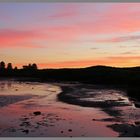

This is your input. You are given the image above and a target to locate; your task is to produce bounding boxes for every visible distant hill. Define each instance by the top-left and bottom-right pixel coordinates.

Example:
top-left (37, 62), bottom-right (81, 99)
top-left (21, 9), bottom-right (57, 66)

top-left (0, 65), bottom-right (140, 86)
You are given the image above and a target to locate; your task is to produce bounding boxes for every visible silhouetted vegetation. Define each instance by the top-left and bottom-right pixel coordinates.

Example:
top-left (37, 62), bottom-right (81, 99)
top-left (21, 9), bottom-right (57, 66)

top-left (0, 61), bottom-right (140, 102)
top-left (0, 61), bottom-right (5, 70)
top-left (7, 63), bottom-right (13, 70)
top-left (23, 63), bottom-right (37, 71)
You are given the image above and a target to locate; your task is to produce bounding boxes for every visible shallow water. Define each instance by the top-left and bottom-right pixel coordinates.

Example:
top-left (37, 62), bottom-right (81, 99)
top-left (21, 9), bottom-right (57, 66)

top-left (0, 79), bottom-right (139, 137)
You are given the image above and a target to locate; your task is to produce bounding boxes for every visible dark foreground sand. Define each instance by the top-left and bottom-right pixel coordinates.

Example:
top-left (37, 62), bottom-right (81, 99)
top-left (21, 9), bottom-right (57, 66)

top-left (57, 83), bottom-right (140, 137)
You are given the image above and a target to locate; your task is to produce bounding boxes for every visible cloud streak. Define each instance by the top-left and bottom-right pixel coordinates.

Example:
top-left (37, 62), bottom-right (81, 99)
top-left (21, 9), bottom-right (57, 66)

top-left (0, 29), bottom-right (47, 47)
top-left (96, 35), bottom-right (140, 43)
top-left (34, 3), bottom-right (140, 44)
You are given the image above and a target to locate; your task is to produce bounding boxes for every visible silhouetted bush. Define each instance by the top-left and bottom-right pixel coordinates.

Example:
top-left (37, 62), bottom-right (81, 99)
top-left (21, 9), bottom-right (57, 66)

top-left (0, 61), bottom-right (5, 70)
top-left (7, 63), bottom-right (13, 70)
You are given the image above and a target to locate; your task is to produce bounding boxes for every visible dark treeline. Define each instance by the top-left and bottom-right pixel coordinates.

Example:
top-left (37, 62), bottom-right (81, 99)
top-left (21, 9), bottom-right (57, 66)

top-left (0, 61), bottom-right (140, 102)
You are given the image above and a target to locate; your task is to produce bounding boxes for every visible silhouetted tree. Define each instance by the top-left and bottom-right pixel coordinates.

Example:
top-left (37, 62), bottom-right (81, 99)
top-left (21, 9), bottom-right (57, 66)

top-left (32, 63), bottom-right (38, 70)
top-left (0, 61), bottom-right (5, 70)
top-left (23, 63), bottom-right (38, 71)
top-left (28, 64), bottom-right (32, 67)
top-left (14, 66), bottom-right (18, 70)
top-left (23, 64), bottom-right (31, 70)
top-left (7, 63), bottom-right (13, 70)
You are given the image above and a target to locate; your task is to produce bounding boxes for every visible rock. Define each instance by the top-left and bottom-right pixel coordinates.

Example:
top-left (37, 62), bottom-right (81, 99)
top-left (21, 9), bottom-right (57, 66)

top-left (20, 117), bottom-right (29, 121)
top-left (33, 111), bottom-right (41, 116)
top-left (20, 121), bottom-right (31, 127)
top-left (135, 121), bottom-right (140, 125)
top-left (22, 129), bottom-right (29, 134)
top-left (68, 129), bottom-right (72, 132)
top-left (92, 119), bottom-right (96, 121)
top-left (134, 102), bottom-right (140, 108)
top-left (35, 125), bottom-right (39, 129)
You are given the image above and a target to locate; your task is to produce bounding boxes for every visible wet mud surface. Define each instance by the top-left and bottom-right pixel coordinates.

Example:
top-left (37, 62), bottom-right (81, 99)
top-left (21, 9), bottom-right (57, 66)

top-left (0, 80), bottom-right (140, 137)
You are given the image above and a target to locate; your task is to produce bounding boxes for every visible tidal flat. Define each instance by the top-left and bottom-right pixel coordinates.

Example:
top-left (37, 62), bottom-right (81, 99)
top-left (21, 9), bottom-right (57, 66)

top-left (0, 79), bottom-right (140, 137)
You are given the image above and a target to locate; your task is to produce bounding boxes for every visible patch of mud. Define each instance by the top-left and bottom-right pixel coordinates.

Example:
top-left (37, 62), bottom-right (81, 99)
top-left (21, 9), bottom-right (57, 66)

top-left (0, 95), bottom-right (33, 107)
top-left (107, 123), bottom-right (140, 137)
top-left (57, 84), bottom-right (140, 137)
top-left (1, 111), bottom-right (66, 136)
top-left (58, 85), bottom-right (131, 109)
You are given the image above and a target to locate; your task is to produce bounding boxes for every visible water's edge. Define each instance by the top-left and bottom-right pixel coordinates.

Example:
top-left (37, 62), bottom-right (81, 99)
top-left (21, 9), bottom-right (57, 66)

top-left (0, 79), bottom-right (140, 137)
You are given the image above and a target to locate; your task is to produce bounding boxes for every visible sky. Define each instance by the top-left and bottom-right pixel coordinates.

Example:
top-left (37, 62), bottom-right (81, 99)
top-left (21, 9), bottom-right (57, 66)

top-left (0, 3), bottom-right (140, 69)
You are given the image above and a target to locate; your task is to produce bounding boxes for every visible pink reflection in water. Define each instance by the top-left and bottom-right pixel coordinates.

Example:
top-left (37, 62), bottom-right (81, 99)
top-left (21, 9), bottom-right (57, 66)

top-left (0, 80), bottom-right (119, 137)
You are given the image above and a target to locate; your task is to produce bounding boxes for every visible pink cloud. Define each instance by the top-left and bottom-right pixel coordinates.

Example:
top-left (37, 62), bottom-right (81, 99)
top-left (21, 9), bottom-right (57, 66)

top-left (1, 3), bottom-right (140, 48)
top-left (0, 29), bottom-right (47, 47)
top-left (48, 3), bottom-right (140, 35)
top-left (45, 25), bottom-right (80, 42)
top-left (39, 3), bottom-right (140, 43)
top-left (48, 4), bottom-right (79, 19)
top-left (89, 3), bottom-right (140, 35)
top-left (0, 27), bottom-right (79, 48)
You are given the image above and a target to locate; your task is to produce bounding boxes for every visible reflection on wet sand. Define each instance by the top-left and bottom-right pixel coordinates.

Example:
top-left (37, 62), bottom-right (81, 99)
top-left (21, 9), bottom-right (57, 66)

top-left (0, 79), bottom-right (139, 137)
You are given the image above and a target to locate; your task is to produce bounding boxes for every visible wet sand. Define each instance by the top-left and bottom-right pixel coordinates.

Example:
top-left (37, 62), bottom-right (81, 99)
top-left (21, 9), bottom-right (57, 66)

top-left (57, 83), bottom-right (140, 137)
top-left (0, 79), bottom-right (140, 137)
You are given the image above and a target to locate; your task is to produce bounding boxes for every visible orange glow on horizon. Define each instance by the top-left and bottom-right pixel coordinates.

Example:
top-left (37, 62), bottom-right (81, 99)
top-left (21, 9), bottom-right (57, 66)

top-left (1, 3), bottom-right (140, 68)
top-left (14, 55), bottom-right (140, 69)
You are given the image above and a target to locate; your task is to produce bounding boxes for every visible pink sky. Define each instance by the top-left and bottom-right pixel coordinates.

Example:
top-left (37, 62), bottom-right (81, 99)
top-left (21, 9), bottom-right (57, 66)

top-left (0, 3), bottom-right (140, 69)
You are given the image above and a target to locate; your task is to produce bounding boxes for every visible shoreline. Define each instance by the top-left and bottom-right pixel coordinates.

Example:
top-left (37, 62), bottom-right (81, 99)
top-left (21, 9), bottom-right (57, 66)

top-left (57, 84), bottom-right (131, 108)
top-left (0, 80), bottom-right (118, 137)
top-left (57, 84), bottom-right (140, 137)
top-left (0, 79), bottom-right (140, 137)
